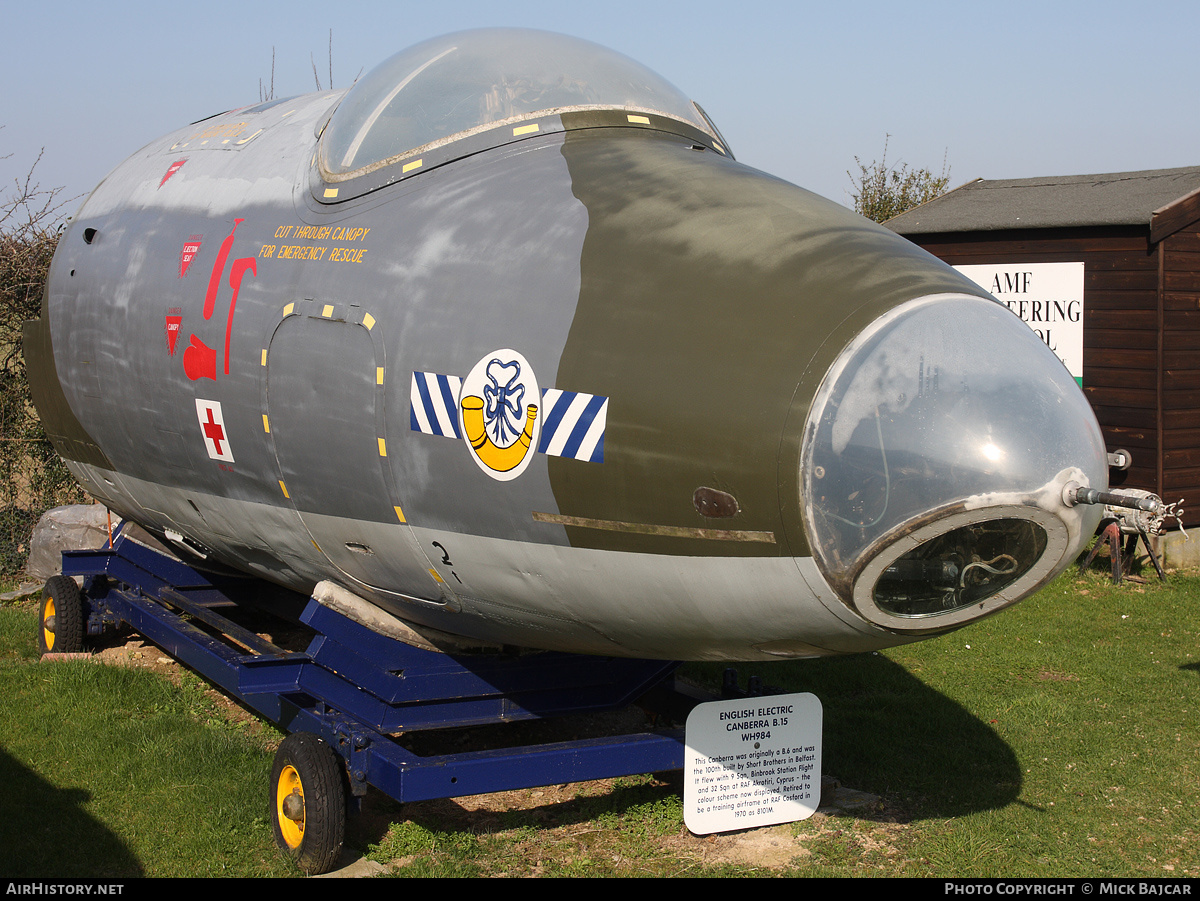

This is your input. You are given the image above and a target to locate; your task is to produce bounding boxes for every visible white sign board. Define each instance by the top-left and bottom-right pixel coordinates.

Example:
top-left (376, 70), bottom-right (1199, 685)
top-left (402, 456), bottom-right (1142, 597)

top-left (954, 262), bottom-right (1085, 385)
top-left (684, 692), bottom-right (822, 835)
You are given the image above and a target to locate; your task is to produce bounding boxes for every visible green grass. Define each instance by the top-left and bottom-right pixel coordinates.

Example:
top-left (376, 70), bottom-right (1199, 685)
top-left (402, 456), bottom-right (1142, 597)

top-left (1, 565), bottom-right (1197, 877)
top-left (685, 567), bottom-right (1199, 877)
top-left (0, 603), bottom-right (296, 877)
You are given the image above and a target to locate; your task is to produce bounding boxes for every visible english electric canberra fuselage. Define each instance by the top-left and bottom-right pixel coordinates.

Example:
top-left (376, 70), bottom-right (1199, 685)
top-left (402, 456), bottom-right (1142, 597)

top-left (24, 30), bottom-right (1108, 661)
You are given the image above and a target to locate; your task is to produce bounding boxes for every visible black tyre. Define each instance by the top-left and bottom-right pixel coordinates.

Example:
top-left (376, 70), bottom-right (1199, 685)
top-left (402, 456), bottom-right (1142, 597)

top-left (270, 732), bottom-right (346, 875)
top-left (38, 575), bottom-right (87, 655)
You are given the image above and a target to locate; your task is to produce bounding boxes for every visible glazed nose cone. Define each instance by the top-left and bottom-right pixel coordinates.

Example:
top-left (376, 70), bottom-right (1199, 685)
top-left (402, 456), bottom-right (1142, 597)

top-left (800, 293), bottom-right (1107, 632)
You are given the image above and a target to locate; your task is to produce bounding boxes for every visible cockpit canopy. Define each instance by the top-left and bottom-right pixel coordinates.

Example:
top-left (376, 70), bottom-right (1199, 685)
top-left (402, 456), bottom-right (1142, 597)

top-left (318, 28), bottom-right (721, 180)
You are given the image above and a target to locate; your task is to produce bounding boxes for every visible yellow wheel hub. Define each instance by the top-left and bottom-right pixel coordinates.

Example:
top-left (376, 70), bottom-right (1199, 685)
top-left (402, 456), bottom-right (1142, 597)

top-left (276, 764), bottom-right (306, 849)
top-left (42, 598), bottom-right (56, 652)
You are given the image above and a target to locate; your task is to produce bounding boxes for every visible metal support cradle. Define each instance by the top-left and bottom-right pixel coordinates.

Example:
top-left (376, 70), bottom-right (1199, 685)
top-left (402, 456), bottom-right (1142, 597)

top-left (53, 527), bottom-right (700, 870)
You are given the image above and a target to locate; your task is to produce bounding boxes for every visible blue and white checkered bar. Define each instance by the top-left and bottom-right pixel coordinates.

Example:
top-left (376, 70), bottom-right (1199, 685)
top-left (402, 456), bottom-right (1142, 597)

top-left (409, 371), bottom-right (463, 439)
top-left (538, 389), bottom-right (607, 463)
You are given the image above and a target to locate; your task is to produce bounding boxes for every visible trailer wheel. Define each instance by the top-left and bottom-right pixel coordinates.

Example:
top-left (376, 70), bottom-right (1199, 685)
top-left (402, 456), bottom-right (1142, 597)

top-left (38, 575), bottom-right (87, 655)
top-left (270, 733), bottom-right (346, 874)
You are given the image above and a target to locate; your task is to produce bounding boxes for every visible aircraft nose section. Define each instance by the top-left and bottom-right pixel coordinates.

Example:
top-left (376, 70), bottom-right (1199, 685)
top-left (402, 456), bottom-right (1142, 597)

top-left (800, 293), bottom-right (1108, 632)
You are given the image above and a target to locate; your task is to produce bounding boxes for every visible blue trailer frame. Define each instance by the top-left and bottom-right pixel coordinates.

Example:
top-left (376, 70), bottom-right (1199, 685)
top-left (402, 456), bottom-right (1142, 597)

top-left (49, 528), bottom-right (700, 872)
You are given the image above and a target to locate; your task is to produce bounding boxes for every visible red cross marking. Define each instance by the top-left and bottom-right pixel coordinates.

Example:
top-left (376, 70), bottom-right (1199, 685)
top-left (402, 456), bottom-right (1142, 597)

top-left (202, 407), bottom-right (225, 455)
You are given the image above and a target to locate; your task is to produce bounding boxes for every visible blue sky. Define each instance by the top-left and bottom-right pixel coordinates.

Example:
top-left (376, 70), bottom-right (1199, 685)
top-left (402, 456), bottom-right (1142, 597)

top-left (3, 0), bottom-right (1196, 214)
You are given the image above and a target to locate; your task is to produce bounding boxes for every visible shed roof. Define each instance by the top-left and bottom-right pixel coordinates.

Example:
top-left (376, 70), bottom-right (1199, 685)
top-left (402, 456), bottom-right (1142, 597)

top-left (885, 166), bottom-right (1200, 236)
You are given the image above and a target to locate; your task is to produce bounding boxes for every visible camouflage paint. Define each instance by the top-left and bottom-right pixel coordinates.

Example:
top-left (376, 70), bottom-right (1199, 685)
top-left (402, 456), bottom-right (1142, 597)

top-left (553, 124), bottom-right (992, 558)
top-left (19, 37), bottom-right (1101, 659)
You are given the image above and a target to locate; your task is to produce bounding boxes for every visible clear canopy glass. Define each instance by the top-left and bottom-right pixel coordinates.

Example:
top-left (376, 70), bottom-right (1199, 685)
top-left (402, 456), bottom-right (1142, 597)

top-left (801, 294), bottom-right (1107, 623)
top-left (320, 28), bottom-right (715, 178)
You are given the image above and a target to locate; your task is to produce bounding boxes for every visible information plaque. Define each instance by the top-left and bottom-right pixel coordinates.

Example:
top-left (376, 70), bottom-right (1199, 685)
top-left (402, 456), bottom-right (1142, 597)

top-left (683, 692), bottom-right (822, 835)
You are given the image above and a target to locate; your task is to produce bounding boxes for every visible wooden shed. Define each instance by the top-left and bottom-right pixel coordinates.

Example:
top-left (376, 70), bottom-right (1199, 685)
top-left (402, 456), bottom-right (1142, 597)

top-left (886, 166), bottom-right (1200, 527)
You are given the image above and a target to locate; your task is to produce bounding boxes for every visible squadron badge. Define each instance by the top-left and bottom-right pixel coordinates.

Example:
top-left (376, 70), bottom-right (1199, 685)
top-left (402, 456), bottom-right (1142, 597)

top-left (410, 348), bottom-right (608, 482)
top-left (459, 349), bottom-right (541, 481)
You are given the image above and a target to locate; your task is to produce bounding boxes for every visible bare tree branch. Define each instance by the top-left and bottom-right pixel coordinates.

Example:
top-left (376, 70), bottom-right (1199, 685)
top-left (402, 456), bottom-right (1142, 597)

top-left (259, 47), bottom-right (276, 102)
top-left (1, 138), bottom-right (75, 233)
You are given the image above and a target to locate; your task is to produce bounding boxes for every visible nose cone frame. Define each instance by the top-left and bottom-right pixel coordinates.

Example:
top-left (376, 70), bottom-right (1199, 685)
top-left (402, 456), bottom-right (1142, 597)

top-left (801, 294), bottom-right (1107, 632)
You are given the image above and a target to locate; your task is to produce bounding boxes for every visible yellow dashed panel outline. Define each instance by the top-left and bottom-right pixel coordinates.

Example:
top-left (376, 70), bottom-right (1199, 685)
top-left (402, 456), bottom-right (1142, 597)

top-left (264, 305), bottom-right (399, 523)
top-left (627, 115), bottom-right (650, 125)
top-left (513, 123), bottom-right (540, 136)
top-left (324, 188), bottom-right (339, 198)
top-left (402, 159), bottom-right (423, 173)
top-left (428, 569), bottom-right (445, 584)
